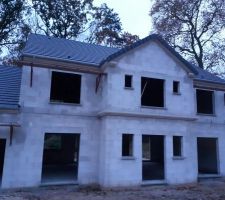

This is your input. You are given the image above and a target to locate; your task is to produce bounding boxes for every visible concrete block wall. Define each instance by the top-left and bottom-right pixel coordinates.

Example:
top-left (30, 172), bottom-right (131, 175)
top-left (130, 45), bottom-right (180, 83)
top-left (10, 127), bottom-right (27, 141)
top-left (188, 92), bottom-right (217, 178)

top-left (1, 39), bottom-right (225, 188)
top-left (0, 112), bottom-right (100, 188)
top-left (104, 41), bottom-right (196, 117)
top-left (98, 116), bottom-right (225, 186)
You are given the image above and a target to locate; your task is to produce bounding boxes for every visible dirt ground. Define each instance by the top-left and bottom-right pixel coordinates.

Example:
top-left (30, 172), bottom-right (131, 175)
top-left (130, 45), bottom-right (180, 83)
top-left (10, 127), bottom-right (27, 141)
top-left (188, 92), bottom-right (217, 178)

top-left (1, 179), bottom-right (225, 200)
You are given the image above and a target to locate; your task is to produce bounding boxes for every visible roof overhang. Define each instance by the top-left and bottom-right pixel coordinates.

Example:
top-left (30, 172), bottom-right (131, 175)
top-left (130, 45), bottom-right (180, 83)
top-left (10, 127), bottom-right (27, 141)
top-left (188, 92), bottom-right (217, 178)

top-left (19, 54), bottom-right (106, 75)
top-left (193, 79), bottom-right (225, 91)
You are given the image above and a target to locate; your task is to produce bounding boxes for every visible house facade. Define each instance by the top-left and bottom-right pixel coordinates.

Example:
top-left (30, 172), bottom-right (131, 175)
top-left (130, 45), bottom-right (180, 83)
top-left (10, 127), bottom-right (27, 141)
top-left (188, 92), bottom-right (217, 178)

top-left (0, 34), bottom-right (225, 188)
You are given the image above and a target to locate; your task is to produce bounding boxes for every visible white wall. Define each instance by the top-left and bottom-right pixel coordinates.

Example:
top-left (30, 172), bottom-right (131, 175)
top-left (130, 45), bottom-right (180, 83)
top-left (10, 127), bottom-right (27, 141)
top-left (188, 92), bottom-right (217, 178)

top-left (1, 40), bottom-right (225, 188)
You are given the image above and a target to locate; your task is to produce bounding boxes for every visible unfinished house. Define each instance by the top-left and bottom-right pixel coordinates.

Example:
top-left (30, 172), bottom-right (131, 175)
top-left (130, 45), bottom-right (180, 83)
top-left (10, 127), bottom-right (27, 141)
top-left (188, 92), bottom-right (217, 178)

top-left (0, 34), bottom-right (225, 188)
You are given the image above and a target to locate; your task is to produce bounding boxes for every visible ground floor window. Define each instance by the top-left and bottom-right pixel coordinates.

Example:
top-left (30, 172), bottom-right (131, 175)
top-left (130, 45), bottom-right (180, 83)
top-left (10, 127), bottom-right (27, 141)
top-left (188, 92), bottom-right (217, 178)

top-left (197, 137), bottom-right (218, 174)
top-left (41, 133), bottom-right (80, 183)
top-left (142, 135), bottom-right (164, 180)
top-left (122, 134), bottom-right (133, 157)
top-left (173, 136), bottom-right (183, 157)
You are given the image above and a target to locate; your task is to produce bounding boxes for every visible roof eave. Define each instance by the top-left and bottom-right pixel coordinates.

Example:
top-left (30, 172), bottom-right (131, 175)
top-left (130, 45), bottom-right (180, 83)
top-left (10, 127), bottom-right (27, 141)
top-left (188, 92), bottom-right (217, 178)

top-left (193, 79), bottom-right (225, 91)
top-left (20, 54), bottom-right (106, 75)
top-left (22, 53), bottom-right (100, 68)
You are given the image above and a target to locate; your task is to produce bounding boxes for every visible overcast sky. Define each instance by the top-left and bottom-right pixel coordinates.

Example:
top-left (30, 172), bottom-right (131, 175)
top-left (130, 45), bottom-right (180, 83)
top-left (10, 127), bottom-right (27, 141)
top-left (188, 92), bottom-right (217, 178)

top-left (94, 0), bottom-right (153, 38)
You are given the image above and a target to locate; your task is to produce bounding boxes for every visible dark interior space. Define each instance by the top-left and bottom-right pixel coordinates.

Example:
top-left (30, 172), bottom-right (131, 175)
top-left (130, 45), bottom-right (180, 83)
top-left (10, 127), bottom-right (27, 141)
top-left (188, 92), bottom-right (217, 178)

top-left (122, 134), bottom-right (133, 157)
top-left (42, 133), bottom-right (80, 183)
top-left (173, 81), bottom-right (179, 94)
top-left (50, 71), bottom-right (81, 104)
top-left (197, 137), bottom-right (218, 174)
top-left (173, 136), bottom-right (182, 157)
top-left (0, 139), bottom-right (6, 184)
top-left (125, 75), bottom-right (132, 88)
top-left (196, 89), bottom-right (214, 114)
top-left (141, 77), bottom-right (164, 107)
top-left (142, 135), bottom-right (164, 180)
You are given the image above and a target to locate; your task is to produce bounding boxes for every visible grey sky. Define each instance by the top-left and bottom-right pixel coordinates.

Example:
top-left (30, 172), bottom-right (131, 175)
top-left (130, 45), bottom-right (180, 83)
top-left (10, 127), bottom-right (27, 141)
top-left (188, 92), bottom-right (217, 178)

top-left (94, 0), bottom-right (153, 38)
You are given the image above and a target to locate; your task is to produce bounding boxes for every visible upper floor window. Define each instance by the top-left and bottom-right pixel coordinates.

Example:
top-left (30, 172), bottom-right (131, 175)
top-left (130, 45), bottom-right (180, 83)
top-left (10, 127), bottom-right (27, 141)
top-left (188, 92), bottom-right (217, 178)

top-left (124, 75), bottom-right (133, 88)
top-left (50, 71), bottom-right (81, 104)
top-left (196, 89), bottom-right (214, 114)
top-left (141, 77), bottom-right (164, 107)
top-left (173, 81), bottom-right (180, 94)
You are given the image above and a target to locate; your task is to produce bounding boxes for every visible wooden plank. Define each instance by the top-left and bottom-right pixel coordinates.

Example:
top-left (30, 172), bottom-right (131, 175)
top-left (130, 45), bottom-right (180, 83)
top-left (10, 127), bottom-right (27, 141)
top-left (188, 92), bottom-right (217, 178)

top-left (0, 123), bottom-right (20, 127)
top-left (17, 56), bottom-right (107, 75)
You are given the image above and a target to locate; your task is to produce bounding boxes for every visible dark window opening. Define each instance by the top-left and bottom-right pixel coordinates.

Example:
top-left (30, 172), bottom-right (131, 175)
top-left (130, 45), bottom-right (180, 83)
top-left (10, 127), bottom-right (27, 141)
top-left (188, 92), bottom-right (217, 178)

top-left (50, 71), bottom-right (81, 104)
top-left (42, 133), bottom-right (80, 183)
top-left (197, 137), bottom-right (218, 174)
top-left (125, 75), bottom-right (132, 88)
top-left (196, 89), bottom-right (214, 114)
top-left (173, 136), bottom-right (182, 157)
top-left (44, 135), bottom-right (62, 150)
top-left (141, 77), bottom-right (164, 107)
top-left (122, 134), bottom-right (133, 157)
top-left (224, 93), bottom-right (225, 105)
top-left (142, 135), bottom-right (164, 180)
top-left (173, 81), bottom-right (180, 94)
top-left (0, 139), bottom-right (6, 184)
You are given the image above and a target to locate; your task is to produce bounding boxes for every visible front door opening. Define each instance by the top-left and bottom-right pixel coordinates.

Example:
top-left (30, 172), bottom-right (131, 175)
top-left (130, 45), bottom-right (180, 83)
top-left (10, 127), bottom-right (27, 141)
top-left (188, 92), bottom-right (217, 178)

top-left (197, 137), bottom-right (218, 174)
top-left (0, 139), bottom-right (6, 185)
top-left (41, 133), bottom-right (80, 183)
top-left (142, 135), bottom-right (164, 180)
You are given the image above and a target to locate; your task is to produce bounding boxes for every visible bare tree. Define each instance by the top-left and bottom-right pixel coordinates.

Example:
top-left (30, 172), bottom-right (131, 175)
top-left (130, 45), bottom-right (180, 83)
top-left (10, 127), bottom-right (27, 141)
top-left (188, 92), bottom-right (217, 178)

top-left (150, 0), bottom-right (225, 73)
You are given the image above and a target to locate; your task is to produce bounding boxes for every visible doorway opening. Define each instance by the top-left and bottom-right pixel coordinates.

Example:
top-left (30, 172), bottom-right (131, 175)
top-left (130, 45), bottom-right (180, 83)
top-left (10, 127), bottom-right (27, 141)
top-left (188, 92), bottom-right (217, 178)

top-left (0, 139), bottom-right (6, 185)
top-left (197, 137), bottom-right (218, 174)
top-left (41, 133), bottom-right (80, 183)
top-left (142, 135), bottom-right (164, 180)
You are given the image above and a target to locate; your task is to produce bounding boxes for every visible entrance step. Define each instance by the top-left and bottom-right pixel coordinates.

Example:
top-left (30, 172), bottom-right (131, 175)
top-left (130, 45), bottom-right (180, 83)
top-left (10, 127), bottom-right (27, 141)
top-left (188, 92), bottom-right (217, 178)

top-left (41, 180), bottom-right (78, 187)
top-left (198, 174), bottom-right (222, 181)
top-left (141, 180), bottom-right (167, 186)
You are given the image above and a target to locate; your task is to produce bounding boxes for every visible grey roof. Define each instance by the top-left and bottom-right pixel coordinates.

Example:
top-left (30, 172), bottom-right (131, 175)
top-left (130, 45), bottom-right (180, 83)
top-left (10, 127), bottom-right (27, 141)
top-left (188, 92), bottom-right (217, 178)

top-left (0, 65), bottom-right (22, 110)
top-left (22, 34), bottom-right (119, 67)
top-left (194, 67), bottom-right (225, 84)
top-left (22, 34), bottom-right (225, 86)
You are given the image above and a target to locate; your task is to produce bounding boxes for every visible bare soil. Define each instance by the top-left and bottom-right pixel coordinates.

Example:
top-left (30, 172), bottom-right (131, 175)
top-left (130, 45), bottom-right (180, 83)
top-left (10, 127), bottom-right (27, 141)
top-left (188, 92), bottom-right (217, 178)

top-left (1, 179), bottom-right (225, 200)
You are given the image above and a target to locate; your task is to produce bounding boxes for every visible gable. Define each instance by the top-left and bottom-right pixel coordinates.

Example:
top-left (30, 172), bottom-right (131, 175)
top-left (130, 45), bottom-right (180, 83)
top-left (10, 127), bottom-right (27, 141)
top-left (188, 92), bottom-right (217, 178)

top-left (110, 40), bottom-right (191, 78)
top-left (101, 34), bottom-right (198, 75)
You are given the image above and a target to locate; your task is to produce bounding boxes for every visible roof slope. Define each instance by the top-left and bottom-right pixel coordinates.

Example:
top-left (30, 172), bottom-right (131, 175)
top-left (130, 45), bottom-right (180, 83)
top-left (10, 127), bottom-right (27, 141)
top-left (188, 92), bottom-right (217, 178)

top-left (22, 34), bottom-right (225, 86)
top-left (100, 34), bottom-right (199, 74)
top-left (0, 65), bottom-right (22, 110)
top-left (194, 67), bottom-right (225, 84)
top-left (23, 34), bottom-right (119, 67)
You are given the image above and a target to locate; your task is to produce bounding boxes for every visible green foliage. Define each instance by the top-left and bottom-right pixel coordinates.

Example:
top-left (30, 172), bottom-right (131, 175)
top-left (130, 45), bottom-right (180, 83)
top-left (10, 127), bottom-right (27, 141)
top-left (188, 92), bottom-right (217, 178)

top-left (0, 0), bottom-right (25, 47)
top-left (32, 0), bottom-right (93, 39)
top-left (0, 0), bottom-right (139, 63)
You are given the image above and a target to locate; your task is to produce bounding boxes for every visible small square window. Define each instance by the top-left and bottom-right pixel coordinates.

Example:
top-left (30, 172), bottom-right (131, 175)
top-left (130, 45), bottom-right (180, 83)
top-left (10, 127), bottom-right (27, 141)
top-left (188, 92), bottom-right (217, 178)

top-left (125, 75), bottom-right (132, 88)
top-left (173, 81), bottom-right (180, 94)
top-left (122, 134), bottom-right (133, 157)
top-left (173, 136), bottom-right (183, 157)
